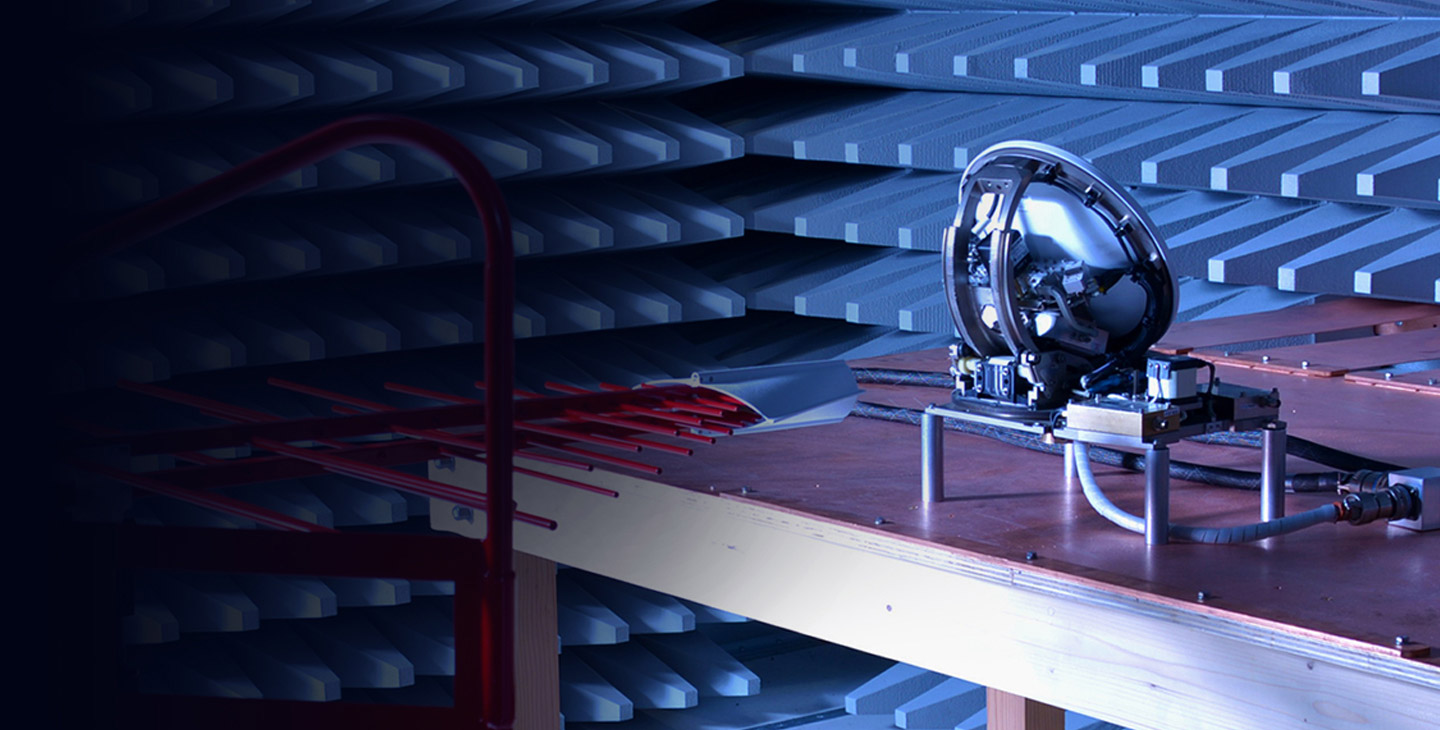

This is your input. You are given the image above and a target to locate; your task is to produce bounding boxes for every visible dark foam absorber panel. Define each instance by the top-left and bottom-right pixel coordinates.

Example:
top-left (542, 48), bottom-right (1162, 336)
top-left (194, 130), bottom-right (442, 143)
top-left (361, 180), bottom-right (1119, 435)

top-left (54, 2), bottom-right (1437, 708)
top-left (714, 1), bottom-right (1439, 317)
top-left (63, 0), bottom-right (1431, 397)
top-left (59, 0), bottom-right (1421, 399)
top-left (58, 0), bottom-right (761, 391)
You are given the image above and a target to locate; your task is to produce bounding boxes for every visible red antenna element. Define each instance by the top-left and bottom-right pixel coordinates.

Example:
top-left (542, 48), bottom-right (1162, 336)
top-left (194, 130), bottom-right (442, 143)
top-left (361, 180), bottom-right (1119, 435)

top-left (63, 117), bottom-right (767, 727)
top-left (66, 115), bottom-right (520, 730)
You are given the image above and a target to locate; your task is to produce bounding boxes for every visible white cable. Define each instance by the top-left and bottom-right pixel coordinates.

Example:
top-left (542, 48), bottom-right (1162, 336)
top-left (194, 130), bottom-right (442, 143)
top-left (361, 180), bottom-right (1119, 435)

top-left (1071, 443), bottom-right (1340, 544)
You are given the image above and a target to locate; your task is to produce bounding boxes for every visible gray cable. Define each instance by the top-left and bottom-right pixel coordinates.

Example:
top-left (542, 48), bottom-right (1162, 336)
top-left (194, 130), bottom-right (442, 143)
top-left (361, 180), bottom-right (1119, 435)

top-left (1071, 443), bottom-right (1341, 544)
top-left (849, 367), bottom-right (1402, 473)
top-left (849, 402), bottom-right (1341, 492)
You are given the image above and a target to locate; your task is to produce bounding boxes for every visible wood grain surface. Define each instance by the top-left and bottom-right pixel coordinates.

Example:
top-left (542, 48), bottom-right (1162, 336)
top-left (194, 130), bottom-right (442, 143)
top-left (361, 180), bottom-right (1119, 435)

top-left (430, 308), bottom-right (1440, 730)
top-left (633, 348), bottom-right (1440, 654)
top-left (987, 688), bottom-right (1064, 730)
top-left (515, 552), bottom-right (560, 730)
top-left (431, 441), bottom-right (1440, 730)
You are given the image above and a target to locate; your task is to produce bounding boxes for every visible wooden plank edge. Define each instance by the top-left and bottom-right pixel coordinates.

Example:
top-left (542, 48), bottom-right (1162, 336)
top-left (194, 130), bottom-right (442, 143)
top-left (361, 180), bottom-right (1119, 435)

top-left (1343, 370), bottom-right (1440, 397)
top-left (428, 458), bottom-right (1440, 678)
top-left (1191, 351), bottom-right (1347, 377)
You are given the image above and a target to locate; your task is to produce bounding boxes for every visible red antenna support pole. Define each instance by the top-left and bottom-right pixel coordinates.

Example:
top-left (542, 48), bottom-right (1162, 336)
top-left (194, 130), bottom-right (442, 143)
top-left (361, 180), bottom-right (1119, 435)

top-left (66, 115), bottom-right (517, 730)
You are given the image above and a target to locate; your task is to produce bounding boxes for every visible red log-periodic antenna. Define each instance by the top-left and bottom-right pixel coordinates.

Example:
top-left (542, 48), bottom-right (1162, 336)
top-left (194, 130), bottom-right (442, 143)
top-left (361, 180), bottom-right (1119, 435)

top-left (65, 115), bottom-right (519, 730)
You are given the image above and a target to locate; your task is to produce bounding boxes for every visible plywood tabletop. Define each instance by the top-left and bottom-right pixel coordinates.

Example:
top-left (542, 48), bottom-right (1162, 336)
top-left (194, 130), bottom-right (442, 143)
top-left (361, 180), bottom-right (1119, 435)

top-left (638, 347), bottom-right (1440, 656)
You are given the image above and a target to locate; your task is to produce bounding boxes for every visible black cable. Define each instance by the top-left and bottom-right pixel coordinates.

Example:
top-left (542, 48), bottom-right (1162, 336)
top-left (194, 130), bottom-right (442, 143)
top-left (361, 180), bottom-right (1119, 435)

top-left (852, 366), bottom-right (1404, 474)
top-left (850, 401), bottom-right (1340, 493)
top-left (1283, 436), bottom-right (1403, 473)
top-left (1184, 430), bottom-right (1401, 472)
top-left (850, 368), bottom-right (954, 389)
top-left (1185, 431), bottom-right (1262, 448)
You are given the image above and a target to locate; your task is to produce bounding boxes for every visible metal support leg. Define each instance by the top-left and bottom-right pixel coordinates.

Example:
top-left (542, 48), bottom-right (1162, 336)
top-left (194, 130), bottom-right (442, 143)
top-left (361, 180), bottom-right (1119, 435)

top-left (921, 409), bottom-right (944, 503)
top-left (1262, 420), bottom-right (1287, 522)
top-left (1063, 442), bottom-right (1076, 489)
top-left (1146, 444), bottom-right (1170, 546)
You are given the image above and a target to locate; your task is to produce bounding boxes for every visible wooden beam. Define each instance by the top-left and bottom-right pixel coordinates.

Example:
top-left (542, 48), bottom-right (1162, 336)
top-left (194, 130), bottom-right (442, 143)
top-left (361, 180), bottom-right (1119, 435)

top-left (515, 552), bottom-right (560, 730)
top-left (428, 461), bottom-right (1440, 730)
top-left (986, 688), bottom-right (1063, 730)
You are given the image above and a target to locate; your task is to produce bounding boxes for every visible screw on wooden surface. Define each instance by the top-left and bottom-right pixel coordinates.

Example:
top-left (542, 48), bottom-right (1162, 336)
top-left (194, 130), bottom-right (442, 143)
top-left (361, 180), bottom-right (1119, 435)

top-left (1385, 372), bottom-right (1394, 380)
top-left (1222, 350), bottom-right (1232, 356)
top-left (1300, 360), bottom-right (1310, 369)
top-left (708, 484), bottom-right (717, 492)
top-left (740, 485), bottom-right (752, 495)
top-left (1396, 321), bottom-right (1405, 327)
top-left (873, 516), bottom-right (886, 525)
top-left (1261, 355), bottom-right (1270, 363)
top-left (1429, 378), bottom-right (1438, 386)
top-left (1396, 635), bottom-right (1410, 647)
top-left (1197, 591), bottom-right (1210, 603)
top-left (1025, 551), bottom-right (1038, 561)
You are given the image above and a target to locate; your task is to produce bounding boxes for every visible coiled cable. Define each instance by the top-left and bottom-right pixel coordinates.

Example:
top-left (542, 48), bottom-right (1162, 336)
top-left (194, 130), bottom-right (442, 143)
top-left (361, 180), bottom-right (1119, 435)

top-left (850, 366), bottom-right (1403, 478)
top-left (849, 402), bottom-right (1343, 492)
top-left (1071, 443), bottom-right (1342, 543)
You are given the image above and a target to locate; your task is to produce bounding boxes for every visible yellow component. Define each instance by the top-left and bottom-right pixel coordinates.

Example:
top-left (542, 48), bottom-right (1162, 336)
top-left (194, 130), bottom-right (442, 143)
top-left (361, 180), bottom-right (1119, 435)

top-left (953, 357), bottom-right (983, 375)
top-left (1064, 401), bottom-right (1180, 439)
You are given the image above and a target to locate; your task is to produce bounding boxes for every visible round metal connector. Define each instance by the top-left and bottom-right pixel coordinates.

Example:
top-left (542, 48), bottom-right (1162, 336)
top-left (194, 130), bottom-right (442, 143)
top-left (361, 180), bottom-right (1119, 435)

top-left (1341, 485), bottom-right (1418, 525)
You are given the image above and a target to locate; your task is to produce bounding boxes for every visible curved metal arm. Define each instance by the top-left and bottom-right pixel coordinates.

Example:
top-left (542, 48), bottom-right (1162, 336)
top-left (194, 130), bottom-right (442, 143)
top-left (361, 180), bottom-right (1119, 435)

top-left (65, 114), bottom-right (517, 730)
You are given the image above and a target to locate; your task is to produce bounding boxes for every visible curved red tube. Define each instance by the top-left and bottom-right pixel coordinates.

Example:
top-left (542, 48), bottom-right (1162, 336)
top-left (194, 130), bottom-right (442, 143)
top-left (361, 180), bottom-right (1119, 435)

top-left (67, 115), bottom-right (517, 730)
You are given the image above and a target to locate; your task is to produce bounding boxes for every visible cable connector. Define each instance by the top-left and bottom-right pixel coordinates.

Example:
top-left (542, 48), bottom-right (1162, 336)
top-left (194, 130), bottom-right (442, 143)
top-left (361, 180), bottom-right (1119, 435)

top-left (1387, 467), bottom-right (1439, 532)
top-left (1338, 469), bottom-right (1391, 494)
top-left (1343, 467), bottom-right (1439, 530)
top-left (1340, 485), bottom-right (1420, 526)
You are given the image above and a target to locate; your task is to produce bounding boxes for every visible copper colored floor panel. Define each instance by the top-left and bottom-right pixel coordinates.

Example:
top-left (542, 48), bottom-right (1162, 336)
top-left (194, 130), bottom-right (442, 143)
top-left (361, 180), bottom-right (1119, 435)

top-left (1195, 327), bottom-right (1440, 377)
top-left (1153, 299), bottom-right (1440, 355)
top-left (638, 349), bottom-right (1440, 656)
top-left (1346, 368), bottom-right (1440, 397)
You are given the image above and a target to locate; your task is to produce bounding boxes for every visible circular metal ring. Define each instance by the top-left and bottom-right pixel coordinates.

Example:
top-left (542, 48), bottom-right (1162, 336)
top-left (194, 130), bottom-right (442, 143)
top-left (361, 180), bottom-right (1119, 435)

top-left (942, 141), bottom-right (1177, 370)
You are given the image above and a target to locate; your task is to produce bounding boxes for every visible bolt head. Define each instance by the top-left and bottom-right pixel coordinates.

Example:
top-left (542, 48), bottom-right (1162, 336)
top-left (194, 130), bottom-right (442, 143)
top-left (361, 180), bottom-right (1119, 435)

top-left (873, 516), bottom-right (886, 525)
top-left (1384, 372), bottom-right (1394, 380)
top-left (1300, 360), bottom-right (1310, 369)
top-left (1261, 355), bottom-right (1271, 363)
top-left (1429, 378), bottom-right (1437, 386)
top-left (740, 486), bottom-right (752, 495)
top-left (1197, 591), bottom-right (1209, 602)
top-left (1025, 551), bottom-right (1038, 561)
top-left (1396, 635), bottom-right (1410, 647)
